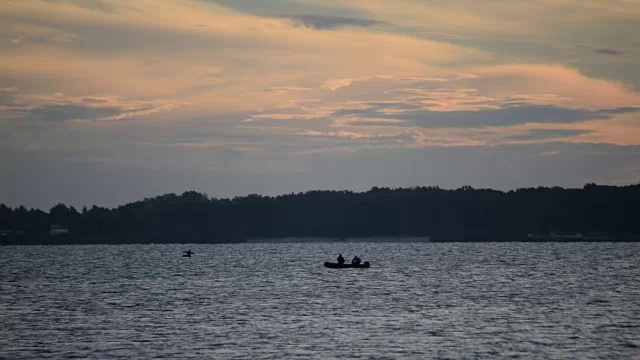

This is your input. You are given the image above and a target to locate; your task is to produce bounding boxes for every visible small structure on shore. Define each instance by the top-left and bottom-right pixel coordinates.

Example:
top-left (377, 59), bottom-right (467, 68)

top-left (49, 224), bottom-right (68, 236)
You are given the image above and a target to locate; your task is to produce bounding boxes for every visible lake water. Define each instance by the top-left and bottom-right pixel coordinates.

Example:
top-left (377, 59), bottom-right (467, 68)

top-left (1, 242), bottom-right (639, 359)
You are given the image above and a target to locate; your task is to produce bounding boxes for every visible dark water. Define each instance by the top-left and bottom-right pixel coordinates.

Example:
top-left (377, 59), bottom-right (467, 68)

top-left (1, 242), bottom-right (639, 359)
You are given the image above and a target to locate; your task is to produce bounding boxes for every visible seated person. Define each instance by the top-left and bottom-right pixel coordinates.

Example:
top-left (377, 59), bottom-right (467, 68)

top-left (352, 256), bottom-right (361, 265)
top-left (337, 253), bottom-right (345, 265)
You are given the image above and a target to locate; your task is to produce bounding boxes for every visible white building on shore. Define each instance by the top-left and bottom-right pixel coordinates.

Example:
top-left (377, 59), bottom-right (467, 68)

top-left (49, 224), bottom-right (69, 236)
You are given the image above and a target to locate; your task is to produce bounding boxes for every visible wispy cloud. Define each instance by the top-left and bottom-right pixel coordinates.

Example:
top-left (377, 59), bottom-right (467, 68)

top-left (539, 150), bottom-right (561, 157)
top-left (263, 87), bottom-right (313, 94)
top-left (241, 66), bottom-right (640, 149)
top-left (2, 91), bottom-right (186, 122)
top-left (508, 129), bottom-right (593, 141)
top-left (595, 48), bottom-right (626, 56)
top-left (321, 79), bottom-right (354, 91)
top-left (273, 14), bottom-right (385, 30)
top-left (570, 44), bottom-right (629, 56)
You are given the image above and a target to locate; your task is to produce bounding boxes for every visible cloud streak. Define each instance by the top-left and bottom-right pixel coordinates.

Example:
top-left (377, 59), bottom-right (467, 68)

top-left (2, 91), bottom-right (186, 122)
top-left (508, 129), bottom-right (593, 141)
top-left (571, 44), bottom-right (629, 56)
top-left (274, 14), bottom-right (385, 29)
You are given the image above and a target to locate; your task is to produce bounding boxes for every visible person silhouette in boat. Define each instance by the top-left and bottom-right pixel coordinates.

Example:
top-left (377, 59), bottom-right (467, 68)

top-left (337, 253), bottom-right (345, 265)
top-left (183, 250), bottom-right (194, 257)
top-left (352, 255), bottom-right (362, 265)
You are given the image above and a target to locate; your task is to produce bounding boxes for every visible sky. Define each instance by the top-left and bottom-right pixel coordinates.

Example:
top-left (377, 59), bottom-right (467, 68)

top-left (1, 0), bottom-right (639, 209)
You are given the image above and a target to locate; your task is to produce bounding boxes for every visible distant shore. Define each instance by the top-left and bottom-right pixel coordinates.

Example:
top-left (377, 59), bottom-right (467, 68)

top-left (3, 234), bottom-right (640, 246)
top-left (3, 185), bottom-right (639, 246)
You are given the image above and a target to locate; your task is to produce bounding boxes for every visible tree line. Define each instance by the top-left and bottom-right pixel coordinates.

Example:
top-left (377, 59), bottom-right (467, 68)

top-left (1, 183), bottom-right (638, 244)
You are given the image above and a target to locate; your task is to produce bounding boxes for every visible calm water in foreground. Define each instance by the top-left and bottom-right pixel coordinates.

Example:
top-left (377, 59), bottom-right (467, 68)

top-left (1, 242), bottom-right (639, 359)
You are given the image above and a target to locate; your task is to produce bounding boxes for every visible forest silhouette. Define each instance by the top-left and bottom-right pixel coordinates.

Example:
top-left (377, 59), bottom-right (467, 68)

top-left (1, 183), bottom-right (638, 245)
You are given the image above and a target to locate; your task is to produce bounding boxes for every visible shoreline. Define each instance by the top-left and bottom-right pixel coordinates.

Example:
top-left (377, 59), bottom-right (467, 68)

top-left (3, 235), bottom-right (640, 246)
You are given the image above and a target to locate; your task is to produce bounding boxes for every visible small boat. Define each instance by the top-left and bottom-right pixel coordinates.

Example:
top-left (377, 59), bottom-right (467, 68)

top-left (324, 261), bottom-right (370, 269)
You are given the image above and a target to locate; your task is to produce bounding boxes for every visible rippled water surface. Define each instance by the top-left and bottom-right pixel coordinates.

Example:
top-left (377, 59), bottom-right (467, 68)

top-left (1, 242), bottom-right (639, 359)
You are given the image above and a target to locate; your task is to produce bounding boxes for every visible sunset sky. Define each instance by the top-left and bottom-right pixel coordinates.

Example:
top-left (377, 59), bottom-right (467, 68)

top-left (1, 0), bottom-right (639, 209)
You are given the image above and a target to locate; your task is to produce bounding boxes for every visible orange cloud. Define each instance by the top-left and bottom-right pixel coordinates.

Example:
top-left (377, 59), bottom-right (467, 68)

top-left (1, 0), bottom-right (639, 152)
top-left (470, 65), bottom-right (640, 110)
